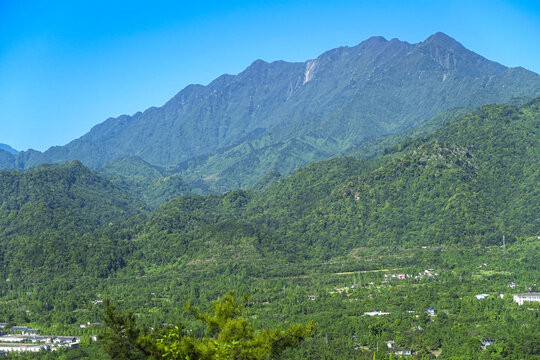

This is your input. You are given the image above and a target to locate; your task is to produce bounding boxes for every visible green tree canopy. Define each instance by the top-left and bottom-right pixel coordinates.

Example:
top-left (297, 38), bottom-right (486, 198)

top-left (101, 291), bottom-right (314, 360)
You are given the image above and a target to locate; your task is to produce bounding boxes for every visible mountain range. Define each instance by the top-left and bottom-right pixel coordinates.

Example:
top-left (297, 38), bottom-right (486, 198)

top-left (2, 32), bottom-right (540, 202)
top-left (1, 98), bottom-right (537, 284)
top-left (0, 31), bottom-right (539, 358)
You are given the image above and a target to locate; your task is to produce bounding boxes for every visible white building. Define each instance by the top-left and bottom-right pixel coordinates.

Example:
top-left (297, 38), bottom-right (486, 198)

top-left (513, 293), bottom-right (540, 306)
top-left (0, 344), bottom-right (50, 353)
top-left (0, 336), bottom-right (25, 342)
top-left (363, 311), bottom-right (390, 316)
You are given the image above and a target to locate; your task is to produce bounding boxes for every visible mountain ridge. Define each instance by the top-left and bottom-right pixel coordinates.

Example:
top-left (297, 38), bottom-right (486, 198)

top-left (3, 33), bottom-right (540, 197)
top-left (0, 143), bottom-right (18, 155)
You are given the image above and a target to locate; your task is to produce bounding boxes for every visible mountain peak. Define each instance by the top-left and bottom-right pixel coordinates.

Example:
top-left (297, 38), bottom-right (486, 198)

top-left (416, 32), bottom-right (507, 76)
top-left (365, 35), bottom-right (388, 43)
top-left (240, 59), bottom-right (270, 75)
top-left (355, 36), bottom-right (389, 49)
top-left (249, 59), bottom-right (269, 67)
top-left (422, 32), bottom-right (461, 47)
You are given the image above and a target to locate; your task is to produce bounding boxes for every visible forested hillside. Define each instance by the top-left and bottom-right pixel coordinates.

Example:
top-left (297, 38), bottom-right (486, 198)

top-left (0, 161), bottom-right (146, 284)
top-left (0, 100), bottom-right (538, 359)
top-left (127, 99), bottom-right (539, 264)
top-left (97, 156), bottom-right (194, 208)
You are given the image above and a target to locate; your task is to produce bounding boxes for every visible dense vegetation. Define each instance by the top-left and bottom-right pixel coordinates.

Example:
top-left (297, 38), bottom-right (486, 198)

top-left (0, 99), bottom-right (538, 358)
top-left (0, 161), bottom-right (146, 304)
top-left (99, 291), bottom-right (314, 360)
top-left (97, 157), bottom-right (195, 208)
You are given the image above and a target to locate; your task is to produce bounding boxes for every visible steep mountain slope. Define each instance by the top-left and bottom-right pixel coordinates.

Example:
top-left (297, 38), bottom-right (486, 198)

top-left (0, 150), bottom-right (17, 169)
top-left (289, 99), bottom-right (539, 254)
top-left (8, 33), bottom-right (540, 193)
top-left (0, 144), bottom-right (19, 170)
top-left (0, 144), bottom-right (18, 154)
top-left (131, 99), bottom-right (539, 264)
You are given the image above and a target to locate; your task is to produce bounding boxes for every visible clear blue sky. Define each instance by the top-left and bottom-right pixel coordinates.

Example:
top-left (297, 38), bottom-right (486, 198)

top-left (1, 0), bottom-right (539, 151)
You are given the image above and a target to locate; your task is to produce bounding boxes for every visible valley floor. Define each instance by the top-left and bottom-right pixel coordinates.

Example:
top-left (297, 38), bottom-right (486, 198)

top-left (3, 240), bottom-right (540, 359)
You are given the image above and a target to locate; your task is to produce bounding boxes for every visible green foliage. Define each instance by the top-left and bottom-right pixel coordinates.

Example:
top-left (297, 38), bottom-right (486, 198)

top-left (100, 298), bottom-right (152, 360)
top-left (102, 292), bottom-right (314, 360)
top-left (0, 99), bottom-right (539, 359)
top-left (249, 170), bottom-right (282, 191)
top-left (98, 156), bottom-right (194, 208)
top-left (0, 161), bottom-right (146, 283)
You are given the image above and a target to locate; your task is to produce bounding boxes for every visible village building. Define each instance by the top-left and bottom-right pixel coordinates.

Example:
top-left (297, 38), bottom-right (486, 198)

top-left (25, 329), bottom-right (42, 335)
top-left (475, 294), bottom-right (490, 300)
top-left (481, 340), bottom-right (494, 350)
top-left (0, 344), bottom-right (51, 353)
top-left (384, 273), bottom-right (412, 280)
top-left (0, 336), bottom-right (25, 343)
top-left (9, 327), bottom-right (28, 334)
top-left (29, 335), bottom-right (49, 343)
top-left (0, 325), bottom-right (82, 354)
top-left (363, 311), bottom-right (390, 316)
top-left (394, 349), bottom-right (415, 356)
top-left (53, 336), bottom-right (79, 343)
top-left (415, 269), bottom-right (439, 279)
top-left (513, 293), bottom-right (540, 305)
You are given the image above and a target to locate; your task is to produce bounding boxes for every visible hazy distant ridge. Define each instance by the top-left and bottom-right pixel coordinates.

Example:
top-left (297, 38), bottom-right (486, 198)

top-left (0, 143), bottom-right (18, 154)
